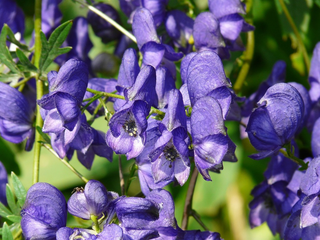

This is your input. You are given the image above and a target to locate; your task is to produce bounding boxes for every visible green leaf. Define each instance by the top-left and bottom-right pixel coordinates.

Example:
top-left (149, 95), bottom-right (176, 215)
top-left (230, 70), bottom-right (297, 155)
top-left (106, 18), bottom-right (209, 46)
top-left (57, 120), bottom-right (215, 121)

top-left (16, 49), bottom-right (38, 73)
top-left (6, 184), bottom-right (19, 216)
top-left (2, 222), bottom-right (14, 240)
top-left (39, 20), bottom-right (73, 73)
top-left (36, 126), bottom-right (51, 144)
top-left (0, 25), bottom-right (20, 73)
top-left (316, 0), bottom-right (320, 7)
top-left (0, 202), bottom-right (12, 218)
top-left (11, 172), bottom-right (26, 208)
top-left (4, 25), bottom-right (29, 52)
top-left (6, 215), bottom-right (22, 223)
top-left (0, 73), bottom-right (21, 83)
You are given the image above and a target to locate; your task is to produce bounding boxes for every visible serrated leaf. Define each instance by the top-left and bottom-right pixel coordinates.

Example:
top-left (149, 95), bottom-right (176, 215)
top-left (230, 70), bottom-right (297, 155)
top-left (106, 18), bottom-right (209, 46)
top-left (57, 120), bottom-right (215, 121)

top-left (0, 202), bottom-right (12, 218)
top-left (6, 184), bottom-right (19, 216)
top-left (2, 222), bottom-right (14, 240)
top-left (4, 25), bottom-right (29, 52)
top-left (0, 25), bottom-right (20, 73)
top-left (39, 20), bottom-right (73, 73)
top-left (16, 49), bottom-right (38, 73)
top-left (6, 215), bottom-right (22, 223)
top-left (36, 126), bottom-right (51, 144)
top-left (0, 73), bottom-right (21, 83)
top-left (11, 172), bottom-right (26, 208)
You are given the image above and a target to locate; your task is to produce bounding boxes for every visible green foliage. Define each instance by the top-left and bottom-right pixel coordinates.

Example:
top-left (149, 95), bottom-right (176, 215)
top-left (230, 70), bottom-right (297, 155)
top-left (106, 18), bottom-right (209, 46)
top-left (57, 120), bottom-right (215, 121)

top-left (39, 20), bottom-right (73, 74)
top-left (11, 173), bottom-right (26, 209)
top-left (16, 49), bottom-right (38, 73)
top-left (2, 222), bottom-right (14, 240)
top-left (0, 26), bottom-right (21, 74)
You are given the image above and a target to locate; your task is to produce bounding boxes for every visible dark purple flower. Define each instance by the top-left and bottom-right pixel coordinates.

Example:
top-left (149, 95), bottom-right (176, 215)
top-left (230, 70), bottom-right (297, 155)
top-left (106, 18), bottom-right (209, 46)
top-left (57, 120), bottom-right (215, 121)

top-left (191, 96), bottom-right (236, 180)
top-left (106, 100), bottom-right (149, 160)
top-left (41, 0), bottom-right (62, 37)
top-left (119, 0), bottom-right (141, 19)
top-left (156, 67), bottom-right (176, 109)
top-left (38, 59), bottom-right (89, 131)
top-left (132, 8), bottom-right (183, 69)
top-left (68, 180), bottom-right (117, 220)
top-left (165, 10), bottom-right (194, 53)
top-left (141, 0), bottom-right (168, 26)
top-left (87, 3), bottom-right (122, 43)
top-left (56, 227), bottom-right (97, 240)
top-left (0, 0), bottom-right (25, 35)
top-left (246, 83), bottom-right (304, 159)
top-left (118, 48), bottom-right (140, 88)
top-left (21, 182), bottom-right (67, 240)
top-left (115, 189), bottom-right (176, 231)
top-left (0, 82), bottom-right (34, 150)
top-left (0, 161), bottom-right (7, 205)
top-left (208, 0), bottom-right (246, 19)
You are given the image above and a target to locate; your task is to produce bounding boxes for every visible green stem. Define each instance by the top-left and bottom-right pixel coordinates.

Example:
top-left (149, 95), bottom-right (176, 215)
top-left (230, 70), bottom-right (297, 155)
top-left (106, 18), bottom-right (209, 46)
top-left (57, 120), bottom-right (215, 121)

top-left (12, 75), bottom-right (35, 88)
top-left (32, 0), bottom-right (43, 185)
top-left (234, 30), bottom-right (255, 94)
top-left (86, 88), bottom-right (125, 100)
top-left (118, 155), bottom-right (125, 196)
top-left (278, 0), bottom-right (310, 72)
top-left (42, 143), bottom-right (89, 183)
top-left (125, 163), bottom-right (138, 195)
top-left (73, 0), bottom-right (137, 43)
top-left (279, 149), bottom-right (308, 170)
top-left (91, 214), bottom-right (101, 233)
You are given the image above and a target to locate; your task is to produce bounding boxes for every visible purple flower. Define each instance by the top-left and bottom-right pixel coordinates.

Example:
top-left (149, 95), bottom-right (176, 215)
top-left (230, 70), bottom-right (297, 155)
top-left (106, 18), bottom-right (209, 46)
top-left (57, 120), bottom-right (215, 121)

top-left (41, 0), bottom-right (62, 37)
top-left (246, 83), bottom-right (304, 159)
top-left (0, 82), bottom-right (35, 150)
top-left (208, 0), bottom-right (246, 19)
top-left (68, 180), bottom-right (118, 220)
top-left (165, 10), bottom-right (194, 53)
top-left (106, 100), bottom-right (149, 160)
top-left (56, 228), bottom-right (97, 240)
top-left (0, 161), bottom-right (7, 205)
top-left (117, 48), bottom-right (140, 88)
top-left (132, 8), bottom-right (183, 69)
top-left (191, 96), bottom-right (236, 180)
top-left (21, 182), bottom-right (67, 240)
top-left (38, 58), bottom-right (88, 130)
top-left (0, 0), bottom-right (25, 35)
top-left (87, 3), bottom-right (122, 43)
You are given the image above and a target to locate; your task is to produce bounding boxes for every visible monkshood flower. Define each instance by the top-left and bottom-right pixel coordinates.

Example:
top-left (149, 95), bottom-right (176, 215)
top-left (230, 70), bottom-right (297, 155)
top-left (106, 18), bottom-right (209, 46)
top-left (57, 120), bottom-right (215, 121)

top-left (132, 8), bottom-right (183, 70)
top-left (165, 10), bottom-right (194, 53)
top-left (42, 0), bottom-right (62, 37)
top-left (87, 3), bottom-right (122, 43)
top-left (156, 66), bottom-right (176, 109)
top-left (106, 100), bottom-right (149, 160)
top-left (0, 82), bottom-right (35, 151)
top-left (117, 48), bottom-right (140, 89)
top-left (38, 59), bottom-right (89, 132)
top-left (68, 180), bottom-right (118, 220)
top-left (246, 83), bottom-right (304, 159)
top-left (0, 161), bottom-right (7, 205)
top-left (83, 78), bottom-right (117, 115)
top-left (115, 189), bottom-right (176, 237)
top-left (21, 182), bottom-right (67, 240)
top-left (249, 179), bottom-right (299, 236)
top-left (312, 118), bottom-right (320, 157)
top-left (120, 0), bottom-right (168, 27)
top-left (240, 61), bottom-right (286, 139)
top-left (0, 0), bottom-right (24, 35)
top-left (307, 42), bottom-right (320, 131)
top-left (149, 90), bottom-right (190, 186)
top-left (191, 96), bottom-right (236, 180)
top-left (185, 50), bottom-right (239, 120)
top-left (57, 224), bottom-right (123, 240)
top-left (180, 229), bottom-right (222, 240)
top-left (136, 119), bottom-right (172, 195)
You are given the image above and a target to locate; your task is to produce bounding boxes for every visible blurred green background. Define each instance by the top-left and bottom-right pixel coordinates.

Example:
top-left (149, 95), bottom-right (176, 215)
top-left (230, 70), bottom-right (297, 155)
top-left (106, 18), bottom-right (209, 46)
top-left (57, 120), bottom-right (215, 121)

top-left (2, 0), bottom-right (320, 239)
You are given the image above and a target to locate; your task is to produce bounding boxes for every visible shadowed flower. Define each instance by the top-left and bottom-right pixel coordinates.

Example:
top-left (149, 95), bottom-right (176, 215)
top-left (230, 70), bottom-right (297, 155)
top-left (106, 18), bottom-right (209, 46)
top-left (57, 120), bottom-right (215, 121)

top-left (21, 182), bottom-right (67, 240)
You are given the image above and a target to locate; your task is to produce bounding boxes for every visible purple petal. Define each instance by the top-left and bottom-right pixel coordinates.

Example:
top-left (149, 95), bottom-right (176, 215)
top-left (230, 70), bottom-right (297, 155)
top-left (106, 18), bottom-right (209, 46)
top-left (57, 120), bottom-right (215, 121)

top-left (42, 109), bottom-right (64, 133)
top-left (141, 41), bottom-right (166, 69)
top-left (208, 0), bottom-right (246, 19)
top-left (186, 50), bottom-right (230, 105)
top-left (41, 0), bottom-right (62, 36)
top-left (85, 180), bottom-right (109, 217)
top-left (155, 67), bottom-right (176, 108)
top-left (132, 8), bottom-right (160, 49)
top-left (180, 52), bottom-right (196, 84)
top-left (67, 191), bottom-right (90, 219)
top-left (118, 48), bottom-right (140, 88)
top-left (141, 0), bottom-right (167, 26)
top-left (219, 13), bottom-right (244, 41)
top-left (193, 12), bottom-right (225, 50)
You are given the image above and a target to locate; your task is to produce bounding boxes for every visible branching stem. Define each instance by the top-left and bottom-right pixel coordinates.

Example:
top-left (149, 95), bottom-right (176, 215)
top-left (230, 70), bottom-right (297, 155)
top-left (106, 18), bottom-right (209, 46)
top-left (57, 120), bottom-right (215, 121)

top-left (86, 88), bottom-right (125, 100)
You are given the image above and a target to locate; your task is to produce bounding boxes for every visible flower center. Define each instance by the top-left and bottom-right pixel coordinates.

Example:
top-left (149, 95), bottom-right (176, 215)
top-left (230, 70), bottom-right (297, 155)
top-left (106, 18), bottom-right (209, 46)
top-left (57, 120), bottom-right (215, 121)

top-left (123, 120), bottom-right (138, 137)
top-left (164, 147), bottom-right (178, 162)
